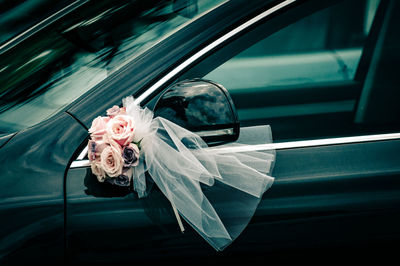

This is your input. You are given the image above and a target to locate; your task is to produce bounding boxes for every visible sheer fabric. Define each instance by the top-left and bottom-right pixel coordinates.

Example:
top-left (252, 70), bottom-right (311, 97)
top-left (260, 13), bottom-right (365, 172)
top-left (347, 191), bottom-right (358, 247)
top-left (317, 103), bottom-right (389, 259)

top-left (123, 96), bottom-right (275, 251)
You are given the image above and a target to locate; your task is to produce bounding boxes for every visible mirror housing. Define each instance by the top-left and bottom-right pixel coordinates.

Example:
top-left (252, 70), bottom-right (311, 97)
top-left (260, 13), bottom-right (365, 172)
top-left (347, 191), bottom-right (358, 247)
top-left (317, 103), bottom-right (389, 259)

top-left (154, 79), bottom-right (240, 145)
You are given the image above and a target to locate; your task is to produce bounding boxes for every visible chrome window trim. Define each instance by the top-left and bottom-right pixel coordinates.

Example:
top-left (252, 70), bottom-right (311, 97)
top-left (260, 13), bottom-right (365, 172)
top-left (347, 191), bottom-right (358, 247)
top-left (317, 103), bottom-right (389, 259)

top-left (71, 132), bottom-right (400, 169)
top-left (133, 0), bottom-right (297, 105)
top-left (70, 0), bottom-right (400, 169)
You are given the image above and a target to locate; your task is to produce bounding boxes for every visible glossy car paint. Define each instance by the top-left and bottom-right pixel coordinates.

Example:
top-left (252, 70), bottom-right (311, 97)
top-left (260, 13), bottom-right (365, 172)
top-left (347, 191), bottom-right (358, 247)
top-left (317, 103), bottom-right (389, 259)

top-left (0, 112), bottom-right (87, 263)
top-left (1, 0), bottom-right (400, 264)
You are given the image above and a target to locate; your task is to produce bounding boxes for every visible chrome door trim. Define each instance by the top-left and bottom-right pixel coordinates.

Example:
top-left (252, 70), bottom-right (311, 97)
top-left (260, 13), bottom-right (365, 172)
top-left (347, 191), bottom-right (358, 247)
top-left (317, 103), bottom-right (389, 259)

top-left (71, 132), bottom-right (400, 169)
top-left (133, 0), bottom-right (297, 105)
top-left (71, 159), bottom-right (90, 169)
top-left (77, 146), bottom-right (88, 160)
top-left (210, 132), bottom-right (400, 154)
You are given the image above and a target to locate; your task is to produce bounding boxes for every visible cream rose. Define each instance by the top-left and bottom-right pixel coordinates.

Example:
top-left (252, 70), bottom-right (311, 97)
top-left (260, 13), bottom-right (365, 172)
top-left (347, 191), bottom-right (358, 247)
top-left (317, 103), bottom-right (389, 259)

top-left (90, 162), bottom-right (106, 182)
top-left (106, 115), bottom-right (135, 146)
top-left (100, 145), bottom-right (123, 177)
top-left (88, 116), bottom-right (110, 141)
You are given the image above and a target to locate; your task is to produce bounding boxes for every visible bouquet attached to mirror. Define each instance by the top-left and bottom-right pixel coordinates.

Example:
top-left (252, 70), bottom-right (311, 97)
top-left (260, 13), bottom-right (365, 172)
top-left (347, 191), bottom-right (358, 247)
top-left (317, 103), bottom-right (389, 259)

top-left (88, 105), bottom-right (140, 187)
top-left (87, 96), bottom-right (275, 251)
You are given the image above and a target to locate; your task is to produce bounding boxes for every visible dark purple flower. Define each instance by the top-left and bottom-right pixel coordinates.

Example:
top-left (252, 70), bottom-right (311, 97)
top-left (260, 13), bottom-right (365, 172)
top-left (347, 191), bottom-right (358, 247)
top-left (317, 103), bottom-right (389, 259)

top-left (105, 168), bottom-right (132, 187)
top-left (88, 140), bottom-right (97, 161)
top-left (115, 174), bottom-right (130, 186)
top-left (87, 140), bottom-right (106, 162)
top-left (122, 143), bottom-right (140, 167)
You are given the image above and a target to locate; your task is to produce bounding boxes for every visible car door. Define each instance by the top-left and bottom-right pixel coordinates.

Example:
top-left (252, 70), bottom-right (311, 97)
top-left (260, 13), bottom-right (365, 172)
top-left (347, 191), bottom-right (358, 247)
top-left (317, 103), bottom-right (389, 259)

top-left (66, 0), bottom-right (400, 263)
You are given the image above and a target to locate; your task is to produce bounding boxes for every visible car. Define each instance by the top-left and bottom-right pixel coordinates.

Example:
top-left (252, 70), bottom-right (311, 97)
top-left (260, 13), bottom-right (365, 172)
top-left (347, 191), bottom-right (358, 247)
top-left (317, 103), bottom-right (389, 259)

top-left (1, 0), bottom-right (400, 264)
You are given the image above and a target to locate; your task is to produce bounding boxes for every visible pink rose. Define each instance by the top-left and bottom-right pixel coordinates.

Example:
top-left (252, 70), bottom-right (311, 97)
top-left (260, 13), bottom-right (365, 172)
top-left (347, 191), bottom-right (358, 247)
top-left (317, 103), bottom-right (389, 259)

top-left (106, 115), bottom-right (135, 146)
top-left (100, 145), bottom-right (123, 177)
top-left (119, 107), bottom-right (127, 115)
top-left (90, 162), bottom-right (106, 182)
top-left (101, 133), bottom-right (121, 150)
top-left (89, 116), bottom-right (110, 141)
top-left (106, 105), bottom-right (120, 117)
top-left (106, 105), bottom-right (127, 117)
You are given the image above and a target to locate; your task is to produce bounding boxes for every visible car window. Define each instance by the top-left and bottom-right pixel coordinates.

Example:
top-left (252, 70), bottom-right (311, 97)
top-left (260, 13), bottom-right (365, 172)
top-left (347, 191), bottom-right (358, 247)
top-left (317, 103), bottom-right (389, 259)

top-left (0, 0), bottom-right (225, 134)
top-left (205, 0), bottom-right (379, 88)
top-left (175, 0), bottom-right (400, 142)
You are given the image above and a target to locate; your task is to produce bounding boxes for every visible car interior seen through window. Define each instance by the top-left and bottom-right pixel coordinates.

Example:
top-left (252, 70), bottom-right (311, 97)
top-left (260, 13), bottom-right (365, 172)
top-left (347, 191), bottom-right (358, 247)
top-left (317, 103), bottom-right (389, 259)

top-left (172, 0), bottom-right (400, 142)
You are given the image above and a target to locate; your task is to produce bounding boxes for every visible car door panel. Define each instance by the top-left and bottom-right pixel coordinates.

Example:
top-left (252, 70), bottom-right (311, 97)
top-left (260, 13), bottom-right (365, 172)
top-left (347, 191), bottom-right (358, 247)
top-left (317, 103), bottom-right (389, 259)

top-left (66, 137), bottom-right (400, 262)
top-left (225, 139), bottom-right (400, 259)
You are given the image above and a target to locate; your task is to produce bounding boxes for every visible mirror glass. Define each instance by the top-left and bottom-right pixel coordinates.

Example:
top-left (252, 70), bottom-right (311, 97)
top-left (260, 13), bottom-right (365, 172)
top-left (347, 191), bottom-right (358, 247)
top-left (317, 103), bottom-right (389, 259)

top-left (154, 79), bottom-right (240, 145)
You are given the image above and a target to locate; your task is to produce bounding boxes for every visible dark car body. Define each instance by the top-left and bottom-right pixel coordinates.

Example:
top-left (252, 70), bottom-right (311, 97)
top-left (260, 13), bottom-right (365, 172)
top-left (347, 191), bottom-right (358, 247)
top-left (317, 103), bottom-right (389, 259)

top-left (1, 0), bottom-right (400, 264)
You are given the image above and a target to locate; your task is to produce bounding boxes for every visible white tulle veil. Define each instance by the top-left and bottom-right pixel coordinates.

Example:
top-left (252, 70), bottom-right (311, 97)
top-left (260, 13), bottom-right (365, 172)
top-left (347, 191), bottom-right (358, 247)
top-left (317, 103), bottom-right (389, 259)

top-left (122, 96), bottom-right (275, 251)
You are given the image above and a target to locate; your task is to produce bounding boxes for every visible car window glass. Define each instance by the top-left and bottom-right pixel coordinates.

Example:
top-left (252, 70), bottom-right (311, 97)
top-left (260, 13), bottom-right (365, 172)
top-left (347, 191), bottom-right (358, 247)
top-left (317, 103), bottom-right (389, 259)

top-left (206, 3), bottom-right (376, 89)
top-left (206, 0), bottom-right (379, 90)
top-left (178, 0), bottom-right (400, 142)
top-left (0, 0), bottom-right (225, 134)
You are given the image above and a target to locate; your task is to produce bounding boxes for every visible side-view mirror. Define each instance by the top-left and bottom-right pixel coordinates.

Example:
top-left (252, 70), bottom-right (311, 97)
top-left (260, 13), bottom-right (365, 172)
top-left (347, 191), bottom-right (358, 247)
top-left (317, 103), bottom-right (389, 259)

top-left (154, 79), bottom-right (240, 145)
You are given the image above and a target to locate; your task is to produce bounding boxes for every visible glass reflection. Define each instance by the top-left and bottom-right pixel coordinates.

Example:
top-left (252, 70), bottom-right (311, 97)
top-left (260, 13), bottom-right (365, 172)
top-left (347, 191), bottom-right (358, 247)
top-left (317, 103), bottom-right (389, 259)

top-left (154, 79), bottom-right (235, 131)
top-left (0, 0), bottom-right (225, 134)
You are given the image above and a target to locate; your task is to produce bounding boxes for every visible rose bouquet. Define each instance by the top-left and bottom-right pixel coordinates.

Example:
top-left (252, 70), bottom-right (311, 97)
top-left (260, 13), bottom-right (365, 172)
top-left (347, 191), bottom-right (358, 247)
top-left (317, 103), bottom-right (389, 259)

top-left (86, 96), bottom-right (275, 252)
top-left (88, 105), bottom-right (140, 187)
